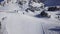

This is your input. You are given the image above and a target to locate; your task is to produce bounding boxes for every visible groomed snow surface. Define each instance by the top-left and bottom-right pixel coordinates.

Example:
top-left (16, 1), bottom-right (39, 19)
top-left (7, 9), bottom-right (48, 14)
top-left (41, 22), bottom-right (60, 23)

top-left (0, 11), bottom-right (60, 34)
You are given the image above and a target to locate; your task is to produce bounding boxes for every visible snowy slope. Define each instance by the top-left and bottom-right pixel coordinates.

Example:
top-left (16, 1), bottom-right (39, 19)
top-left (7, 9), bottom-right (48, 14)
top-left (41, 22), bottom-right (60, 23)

top-left (0, 11), bottom-right (60, 34)
top-left (0, 0), bottom-right (60, 34)
top-left (0, 12), bottom-right (43, 34)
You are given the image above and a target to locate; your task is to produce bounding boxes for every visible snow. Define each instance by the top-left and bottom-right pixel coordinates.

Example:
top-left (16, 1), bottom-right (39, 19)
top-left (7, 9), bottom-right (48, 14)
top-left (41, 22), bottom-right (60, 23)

top-left (0, 2), bottom-right (20, 11)
top-left (30, 2), bottom-right (44, 7)
top-left (0, 12), bottom-right (43, 34)
top-left (0, 11), bottom-right (60, 34)
top-left (0, 0), bottom-right (60, 34)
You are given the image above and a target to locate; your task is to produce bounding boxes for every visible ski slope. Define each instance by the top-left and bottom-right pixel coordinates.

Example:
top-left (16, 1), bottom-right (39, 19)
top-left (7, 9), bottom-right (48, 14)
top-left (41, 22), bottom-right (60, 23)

top-left (0, 0), bottom-right (60, 34)
top-left (0, 11), bottom-right (60, 34)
